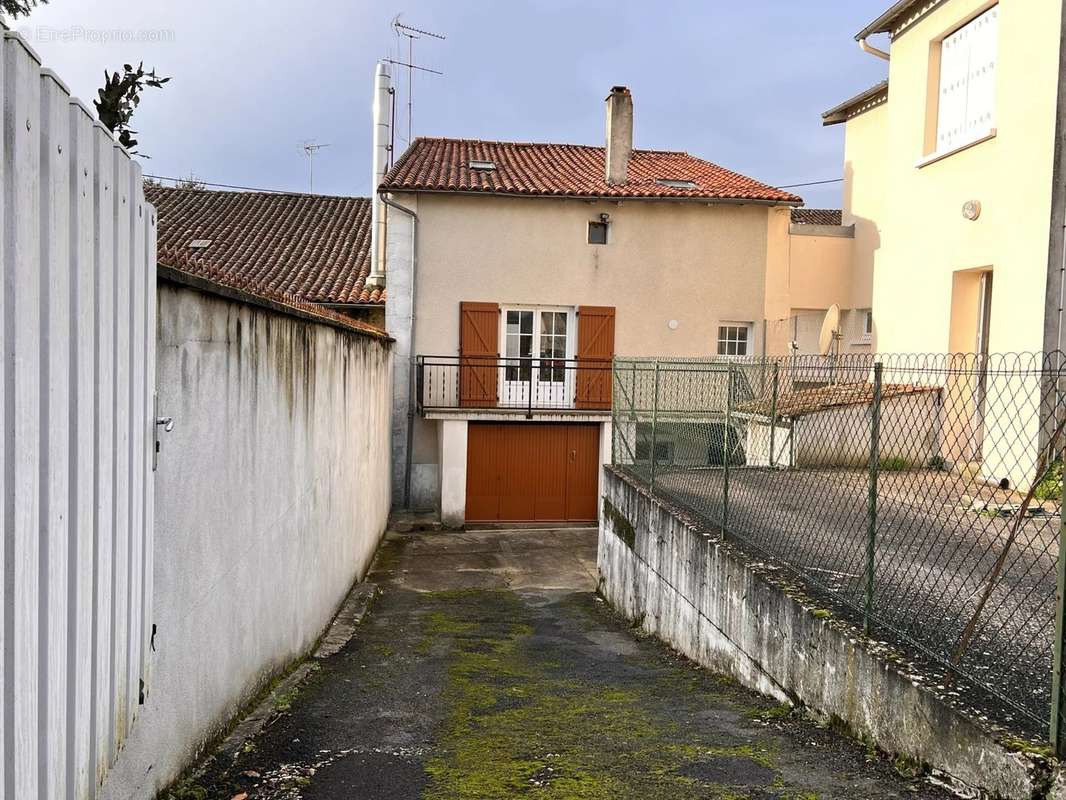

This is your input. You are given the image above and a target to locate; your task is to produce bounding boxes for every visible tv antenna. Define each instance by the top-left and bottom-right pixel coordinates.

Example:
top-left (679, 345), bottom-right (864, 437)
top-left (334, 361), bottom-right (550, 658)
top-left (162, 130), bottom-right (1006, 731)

top-left (301, 140), bottom-right (331, 193)
top-left (389, 15), bottom-right (445, 144)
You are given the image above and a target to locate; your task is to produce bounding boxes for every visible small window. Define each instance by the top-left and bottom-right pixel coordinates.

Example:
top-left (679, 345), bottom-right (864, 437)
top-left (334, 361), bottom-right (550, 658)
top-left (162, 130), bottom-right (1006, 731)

top-left (717, 324), bottom-right (751, 357)
top-left (863, 310), bottom-right (873, 336)
top-left (468, 159), bottom-right (496, 171)
top-left (656, 179), bottom-right (698, 189)
top-left (588, 221), bottom-right (609, 245)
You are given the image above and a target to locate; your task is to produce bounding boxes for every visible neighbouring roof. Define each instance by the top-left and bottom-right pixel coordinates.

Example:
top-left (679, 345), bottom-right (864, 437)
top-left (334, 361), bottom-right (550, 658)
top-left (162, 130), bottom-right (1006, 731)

top-left (380, 138), bottom-right (803, 205)
top-left (145, 185), bottom-right (382, 305)
top-left (157, 245), bottom-right (389, 339)
top-left (740, 382), bottom-right (940, 418)
top-left (790, 208), bottom-right (843, 226)
top-left (822, 81), bottom-right (889, 126)
top-left (856, 0), bottom-right (944, 41)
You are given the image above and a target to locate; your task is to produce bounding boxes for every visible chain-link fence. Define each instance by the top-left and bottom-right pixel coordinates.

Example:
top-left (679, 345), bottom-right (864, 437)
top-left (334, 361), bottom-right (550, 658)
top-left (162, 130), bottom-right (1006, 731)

top-left (612, 352), bottom-right (1066, 740)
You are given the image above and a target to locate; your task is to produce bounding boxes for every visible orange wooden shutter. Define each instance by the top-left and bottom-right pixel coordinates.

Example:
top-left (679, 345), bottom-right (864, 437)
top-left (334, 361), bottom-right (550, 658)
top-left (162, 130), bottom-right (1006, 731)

top-left (575, 306), bottom-right (615, 410)
top-left (459, 302), bottom-right (499, 408)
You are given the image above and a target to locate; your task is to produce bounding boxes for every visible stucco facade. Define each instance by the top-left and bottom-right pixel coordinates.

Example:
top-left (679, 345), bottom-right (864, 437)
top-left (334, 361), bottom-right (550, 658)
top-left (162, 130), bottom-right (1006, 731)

top-left (101, 279), bottom-right (392, 799)
top-left (390, 192), bottom-right (793, 513)
top-left (382, 188), bottom-right (878, 516)
top-left (823, 0), bottom-right (1066, 488)
top-left (412, 194), bottom-right (783, 358)
top-left (781, 223), bottom-right (873, 355)
top-left (838, 0), bottom-right (1064, 356)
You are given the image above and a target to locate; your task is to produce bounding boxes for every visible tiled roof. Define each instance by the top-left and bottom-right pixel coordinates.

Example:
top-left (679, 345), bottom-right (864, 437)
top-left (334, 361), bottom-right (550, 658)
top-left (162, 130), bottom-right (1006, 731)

top-left (380, 138), bottom-right (802, 204)
top-left (791, 208), bottom-right (843, 226)
top-left (157, 245), bottom-right (388, 338)
top-left (823, 81), bottom-right (889, 126)
top-left (740, 382), bottom-right (940, 418)
top-left (145, 185), bottom-right (382, 304)
top-left (855, 0), bottom-right (931, 40)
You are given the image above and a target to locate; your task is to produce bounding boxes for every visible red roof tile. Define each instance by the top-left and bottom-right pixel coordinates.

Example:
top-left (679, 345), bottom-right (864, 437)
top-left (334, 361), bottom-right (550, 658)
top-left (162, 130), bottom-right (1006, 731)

top-left (740, 382), bottom-right (940, 418)
top-left (791, 208), bottom-right (843, 226)
top-left (380, 138), bottom-right (802, 204)
top-left (157, 245), bottom-right (388, 338)
top-left (145, 185), bottom-right (382, 304)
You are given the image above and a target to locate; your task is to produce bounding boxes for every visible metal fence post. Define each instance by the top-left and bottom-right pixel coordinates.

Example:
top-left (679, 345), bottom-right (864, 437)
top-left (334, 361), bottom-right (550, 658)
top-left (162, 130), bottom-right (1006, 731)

top-left (769, 362), bottom-right (779, 468)
top-left (723, 363), bottom-right (733, 535)
top-left (865, 361), bottom-right (883, 636)
top-left (650, 360), bottom-right (661, 493)
top-left (1051, 474), bottom-right (1066, 754)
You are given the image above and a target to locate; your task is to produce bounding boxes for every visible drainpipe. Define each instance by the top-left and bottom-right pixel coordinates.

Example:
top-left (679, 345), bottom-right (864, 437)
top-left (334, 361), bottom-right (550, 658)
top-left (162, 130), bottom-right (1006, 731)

top-left (858, 37), bottom-right (891, 61)
top-left (380, 192), bottom-right (419, 509)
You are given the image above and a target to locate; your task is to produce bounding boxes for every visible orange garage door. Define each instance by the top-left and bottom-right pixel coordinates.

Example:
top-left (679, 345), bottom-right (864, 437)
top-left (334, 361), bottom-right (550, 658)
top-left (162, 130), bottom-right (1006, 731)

top-left (466, 423), bottom-right (600, 523)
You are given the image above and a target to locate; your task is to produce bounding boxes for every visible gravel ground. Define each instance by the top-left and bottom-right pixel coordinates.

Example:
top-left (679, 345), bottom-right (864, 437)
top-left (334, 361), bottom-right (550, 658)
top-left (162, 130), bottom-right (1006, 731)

top-left (650, 465), bottom-right (1059, 735)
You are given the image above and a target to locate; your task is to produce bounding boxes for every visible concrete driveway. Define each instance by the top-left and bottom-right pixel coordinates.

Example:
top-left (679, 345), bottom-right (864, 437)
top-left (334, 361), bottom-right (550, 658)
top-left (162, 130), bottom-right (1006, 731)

top-left (185, 527), bottom-right (949, 800)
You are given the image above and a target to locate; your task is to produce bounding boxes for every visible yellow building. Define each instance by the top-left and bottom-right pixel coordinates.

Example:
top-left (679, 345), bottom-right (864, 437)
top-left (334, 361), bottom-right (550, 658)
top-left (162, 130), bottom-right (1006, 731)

top-left (825, 0), bottom-right (1065, 357)
top-left (823, 0), bottom-right (1066, 487)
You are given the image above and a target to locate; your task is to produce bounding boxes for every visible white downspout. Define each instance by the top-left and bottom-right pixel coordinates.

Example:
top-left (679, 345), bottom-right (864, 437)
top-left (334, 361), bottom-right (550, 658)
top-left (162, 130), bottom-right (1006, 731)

top-left (859, 37), bottom-right (891, 61)
top-left (367, 61), bottom-right (392, 288)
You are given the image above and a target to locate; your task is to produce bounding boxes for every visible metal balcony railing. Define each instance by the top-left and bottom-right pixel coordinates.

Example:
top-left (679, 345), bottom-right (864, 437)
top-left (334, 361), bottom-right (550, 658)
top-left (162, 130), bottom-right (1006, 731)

top-left (416, 355), bottom-right (613, 416)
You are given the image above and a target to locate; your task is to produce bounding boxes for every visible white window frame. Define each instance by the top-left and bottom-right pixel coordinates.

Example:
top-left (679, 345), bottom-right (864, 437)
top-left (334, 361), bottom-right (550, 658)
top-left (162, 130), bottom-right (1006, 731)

top-left (717, 322), bottom-right (753, 357)
top-left (933, 6), bottom-right (998, 157)
top-left (499, 305), bottom-right (577, 407)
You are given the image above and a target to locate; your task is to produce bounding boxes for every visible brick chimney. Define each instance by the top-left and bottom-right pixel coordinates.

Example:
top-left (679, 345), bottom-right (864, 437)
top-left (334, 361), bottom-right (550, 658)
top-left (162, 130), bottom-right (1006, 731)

top-left (605, 86), bottom-right (633, 185)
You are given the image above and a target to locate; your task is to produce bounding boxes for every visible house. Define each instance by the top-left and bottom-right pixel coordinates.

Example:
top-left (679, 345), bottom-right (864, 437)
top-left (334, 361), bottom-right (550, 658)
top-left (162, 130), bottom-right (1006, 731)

top-left (822, 0), bottom-right (1065, 487)
top-left (782, 207), bottom-right (873, 355)
top-left (825, 0), bottom-right (1064, 357)
top-left (375, 84), bottom-right (863, 526)
top-left (145, 185), bottom-right (386, 327)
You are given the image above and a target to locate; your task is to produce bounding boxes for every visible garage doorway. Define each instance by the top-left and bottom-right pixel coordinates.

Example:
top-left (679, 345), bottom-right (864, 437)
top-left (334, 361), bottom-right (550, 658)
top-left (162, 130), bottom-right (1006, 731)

top-left (466, 423), bottom-right (600, 523)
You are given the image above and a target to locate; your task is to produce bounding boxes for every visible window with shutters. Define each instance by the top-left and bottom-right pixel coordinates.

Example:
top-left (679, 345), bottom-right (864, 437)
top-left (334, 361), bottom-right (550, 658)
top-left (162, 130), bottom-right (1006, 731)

top-left (933, 6), bottom-right (998, 156)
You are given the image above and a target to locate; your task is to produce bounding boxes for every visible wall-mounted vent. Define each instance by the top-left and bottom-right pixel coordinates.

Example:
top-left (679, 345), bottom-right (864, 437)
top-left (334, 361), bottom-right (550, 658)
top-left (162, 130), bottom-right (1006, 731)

top-left (656, 179), bottom-right (698, 189)
top-left (469, 160), bottom-right (496, 171)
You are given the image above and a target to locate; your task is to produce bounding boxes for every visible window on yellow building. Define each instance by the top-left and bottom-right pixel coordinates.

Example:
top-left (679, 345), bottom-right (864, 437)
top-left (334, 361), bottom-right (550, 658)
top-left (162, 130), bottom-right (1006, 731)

top-left (935, 6), bottom-right (998, 154)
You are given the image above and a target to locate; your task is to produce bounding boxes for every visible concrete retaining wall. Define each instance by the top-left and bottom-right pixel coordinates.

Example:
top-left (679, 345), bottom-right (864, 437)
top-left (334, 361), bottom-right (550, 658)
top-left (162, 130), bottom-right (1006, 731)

top-left (100, 280), bottom-right (393, 800)
top-left (598, 467), bottom-right (1048, 799)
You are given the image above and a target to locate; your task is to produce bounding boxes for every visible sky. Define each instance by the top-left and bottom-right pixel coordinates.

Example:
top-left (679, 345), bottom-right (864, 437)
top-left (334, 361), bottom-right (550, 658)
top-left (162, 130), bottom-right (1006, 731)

top-left (10, 0), bottom-right (894, 209)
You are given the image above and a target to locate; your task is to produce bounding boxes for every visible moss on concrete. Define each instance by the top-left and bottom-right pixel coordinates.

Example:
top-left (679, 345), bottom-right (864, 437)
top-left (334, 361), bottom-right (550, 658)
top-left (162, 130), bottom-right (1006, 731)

top-left (421, 591), bottom-right (782, 800)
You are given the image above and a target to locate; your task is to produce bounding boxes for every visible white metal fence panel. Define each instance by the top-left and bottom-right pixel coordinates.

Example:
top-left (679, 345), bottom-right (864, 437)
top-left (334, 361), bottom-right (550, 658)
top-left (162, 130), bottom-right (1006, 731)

top-left (1, 31), bottom-right (157, 800)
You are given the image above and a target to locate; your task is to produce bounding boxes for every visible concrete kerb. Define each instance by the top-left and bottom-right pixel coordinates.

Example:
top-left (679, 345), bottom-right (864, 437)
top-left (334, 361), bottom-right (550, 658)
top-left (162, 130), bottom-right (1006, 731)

top-left (164, 580), bottom-right (378, 791)
top-left (597, 466), bottom-right (1060, 800)
top-left (217, 581), bottom-right (378, 757)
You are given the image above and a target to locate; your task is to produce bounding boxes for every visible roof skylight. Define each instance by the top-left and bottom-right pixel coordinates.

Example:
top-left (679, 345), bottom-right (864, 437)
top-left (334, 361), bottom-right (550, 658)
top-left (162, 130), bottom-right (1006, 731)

top-left (656, 179), bottom-right (698, 189)
top-left (468, 160), bottom-right (496, 171)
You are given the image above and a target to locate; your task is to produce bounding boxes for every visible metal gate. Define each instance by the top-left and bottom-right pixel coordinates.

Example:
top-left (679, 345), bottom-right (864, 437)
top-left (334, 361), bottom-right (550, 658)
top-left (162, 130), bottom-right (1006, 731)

top-left (1, 31), bottom-right (157, 799)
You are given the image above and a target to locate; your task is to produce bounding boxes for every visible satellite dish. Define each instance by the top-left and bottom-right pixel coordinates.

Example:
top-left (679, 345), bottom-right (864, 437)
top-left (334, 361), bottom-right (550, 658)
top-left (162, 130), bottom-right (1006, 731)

top-left (818, 304), bottom-right (842, 356)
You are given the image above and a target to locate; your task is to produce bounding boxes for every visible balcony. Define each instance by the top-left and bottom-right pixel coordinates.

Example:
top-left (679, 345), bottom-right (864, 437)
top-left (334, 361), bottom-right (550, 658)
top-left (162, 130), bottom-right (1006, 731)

top-left (416, 355), bottom-right (612, 418)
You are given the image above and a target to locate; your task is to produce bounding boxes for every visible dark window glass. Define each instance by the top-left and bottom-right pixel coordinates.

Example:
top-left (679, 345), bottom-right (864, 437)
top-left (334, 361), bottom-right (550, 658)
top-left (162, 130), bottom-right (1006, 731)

top-left (588, 221), bottom-right (608, 245)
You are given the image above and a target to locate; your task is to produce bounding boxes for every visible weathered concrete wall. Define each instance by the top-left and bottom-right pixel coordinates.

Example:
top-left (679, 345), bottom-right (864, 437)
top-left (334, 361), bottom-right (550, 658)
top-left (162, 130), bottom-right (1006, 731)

top-left (598, 468), bottom-right (1045, 800)
top-left (100, 281), bottom-right (392, 800)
